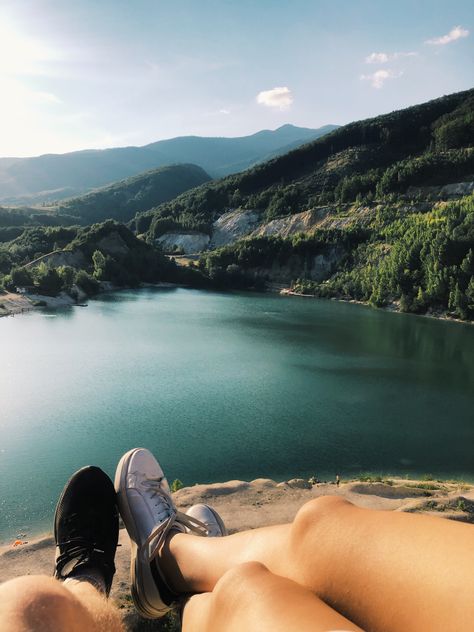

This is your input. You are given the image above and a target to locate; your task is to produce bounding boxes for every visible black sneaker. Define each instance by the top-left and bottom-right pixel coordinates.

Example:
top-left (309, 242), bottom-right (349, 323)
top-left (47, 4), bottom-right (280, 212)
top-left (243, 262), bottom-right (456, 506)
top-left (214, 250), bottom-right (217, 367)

top-left (54, 465), bottom-right (119, 596)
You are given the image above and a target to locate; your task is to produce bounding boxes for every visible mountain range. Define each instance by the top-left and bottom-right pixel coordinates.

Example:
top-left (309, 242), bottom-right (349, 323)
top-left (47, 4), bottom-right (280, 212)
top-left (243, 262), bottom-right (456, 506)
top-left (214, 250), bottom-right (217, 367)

top-left (0, 124), bottom-right (337, 205)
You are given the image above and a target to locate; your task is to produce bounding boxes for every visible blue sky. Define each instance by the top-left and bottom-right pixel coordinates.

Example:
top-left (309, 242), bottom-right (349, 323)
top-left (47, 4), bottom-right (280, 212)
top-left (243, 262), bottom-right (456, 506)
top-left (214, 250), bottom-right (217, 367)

top-left (0, 0), bottom-right (473, 156)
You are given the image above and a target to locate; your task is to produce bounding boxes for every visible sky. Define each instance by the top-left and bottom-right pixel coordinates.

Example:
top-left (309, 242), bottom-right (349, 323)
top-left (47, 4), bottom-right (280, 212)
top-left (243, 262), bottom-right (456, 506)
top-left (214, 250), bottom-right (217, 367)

top-left (0, 0), bottom-right (472, 157)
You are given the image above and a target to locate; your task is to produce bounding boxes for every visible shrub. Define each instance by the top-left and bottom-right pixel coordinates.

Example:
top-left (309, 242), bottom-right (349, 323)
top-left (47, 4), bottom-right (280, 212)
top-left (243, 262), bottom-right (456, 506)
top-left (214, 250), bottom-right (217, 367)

top-left (170, 479), bottom-right (184, 492)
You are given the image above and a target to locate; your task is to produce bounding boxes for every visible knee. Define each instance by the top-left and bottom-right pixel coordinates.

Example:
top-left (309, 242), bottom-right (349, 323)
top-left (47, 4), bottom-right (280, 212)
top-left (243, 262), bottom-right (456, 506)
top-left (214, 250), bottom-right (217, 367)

top-left (213, 562), bottom-right (269, 603)
top-left (0, 576), bottom-right (91, 631)
top-left (0, 575), bottom-right (68, 611)
top-left (292, 496), bottom-right (352, 542)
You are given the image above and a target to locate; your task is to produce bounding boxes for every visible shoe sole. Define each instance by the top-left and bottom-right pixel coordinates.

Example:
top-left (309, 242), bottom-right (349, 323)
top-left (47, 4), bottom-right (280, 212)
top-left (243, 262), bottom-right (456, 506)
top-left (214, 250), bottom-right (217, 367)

top-left (115, 448), bottom-right (171, 619)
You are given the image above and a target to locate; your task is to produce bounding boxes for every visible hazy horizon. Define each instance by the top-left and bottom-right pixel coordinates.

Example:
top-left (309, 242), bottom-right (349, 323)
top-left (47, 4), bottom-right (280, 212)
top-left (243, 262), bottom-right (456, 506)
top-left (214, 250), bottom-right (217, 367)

top-left (0, 0), bottom-right (473, 157)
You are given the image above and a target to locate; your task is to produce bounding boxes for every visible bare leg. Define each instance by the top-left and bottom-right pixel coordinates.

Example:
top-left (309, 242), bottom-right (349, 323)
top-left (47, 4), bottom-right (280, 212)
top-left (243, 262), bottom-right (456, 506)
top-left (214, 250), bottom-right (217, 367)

top-left (161, 496), bottom-right (474, 632)
top-left (0, 575), bottom-right (124, 632)
top-left (182, 562), bottom-right (363, 632)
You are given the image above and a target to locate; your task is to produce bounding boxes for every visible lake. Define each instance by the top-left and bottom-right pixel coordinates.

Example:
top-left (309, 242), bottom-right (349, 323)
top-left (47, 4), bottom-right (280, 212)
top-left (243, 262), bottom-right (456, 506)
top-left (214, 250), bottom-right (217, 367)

top-left (1, 288), bottom-right (473, 542)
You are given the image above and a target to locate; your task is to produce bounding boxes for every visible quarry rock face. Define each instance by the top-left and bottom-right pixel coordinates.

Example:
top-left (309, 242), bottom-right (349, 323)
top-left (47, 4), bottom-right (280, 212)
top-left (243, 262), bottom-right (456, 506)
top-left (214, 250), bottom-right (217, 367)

top-left (210, 208), bottom-right (261, 248)
top-left (251, 207), bottom-right (332, 238)
top-left (157, 232), bottom-right (210, 254)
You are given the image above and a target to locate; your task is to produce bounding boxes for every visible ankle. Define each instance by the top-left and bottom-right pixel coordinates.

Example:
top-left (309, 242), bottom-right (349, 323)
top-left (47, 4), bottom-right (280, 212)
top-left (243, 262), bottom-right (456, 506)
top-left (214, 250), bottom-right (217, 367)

top-left (157, 531), bottom-right (190, 595)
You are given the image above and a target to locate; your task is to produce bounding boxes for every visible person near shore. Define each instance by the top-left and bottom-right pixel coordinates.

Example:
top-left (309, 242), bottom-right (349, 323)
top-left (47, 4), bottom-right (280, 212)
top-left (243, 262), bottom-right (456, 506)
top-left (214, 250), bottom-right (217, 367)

top-left (336, 473), bottom-right (340, 486)
top-left (1, 448), bottom-right (473, 631)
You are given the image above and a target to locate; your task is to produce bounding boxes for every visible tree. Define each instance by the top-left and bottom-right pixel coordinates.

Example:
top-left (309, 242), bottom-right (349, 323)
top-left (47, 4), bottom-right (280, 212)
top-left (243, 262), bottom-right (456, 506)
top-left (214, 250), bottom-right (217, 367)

top-left (10, 266), bottom-right (34, 288)
top-left (74, 270), bottom-right (100, 296)
top-left (92, 250), bottom-right (107, 280)
top-left (466, 277), bottom-right (474, 316)
top-left (57, 266), bottom-right (75, 290)
top-left (33, 263), bottom-right (62, 296)
top-left (461, 249), bottom-right (474, 276)
top-left (448, 282), bottom-right (468, 319)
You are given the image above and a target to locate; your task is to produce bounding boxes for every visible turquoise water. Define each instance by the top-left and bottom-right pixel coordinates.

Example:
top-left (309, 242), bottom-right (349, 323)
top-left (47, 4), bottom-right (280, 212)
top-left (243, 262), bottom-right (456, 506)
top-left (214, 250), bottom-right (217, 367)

top-left (1, 288), bottom-right (473, 542)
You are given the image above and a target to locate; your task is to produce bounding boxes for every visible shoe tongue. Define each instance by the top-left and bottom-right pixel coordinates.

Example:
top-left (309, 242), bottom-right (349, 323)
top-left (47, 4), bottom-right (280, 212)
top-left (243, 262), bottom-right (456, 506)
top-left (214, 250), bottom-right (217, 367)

top-left (168, 523), bottom-right (186, 536)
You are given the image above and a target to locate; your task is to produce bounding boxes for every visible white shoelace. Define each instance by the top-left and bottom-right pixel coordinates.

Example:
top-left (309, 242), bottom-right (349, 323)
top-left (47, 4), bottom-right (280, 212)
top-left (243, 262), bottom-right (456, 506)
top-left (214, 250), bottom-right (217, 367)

top-left (138, 476), bottom-right (208, 563)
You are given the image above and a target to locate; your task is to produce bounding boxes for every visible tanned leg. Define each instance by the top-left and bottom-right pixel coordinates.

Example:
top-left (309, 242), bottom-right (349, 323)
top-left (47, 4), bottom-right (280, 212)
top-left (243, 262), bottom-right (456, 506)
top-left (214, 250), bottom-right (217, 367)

top-left (160, 496), bottom-right (474, 632)
top-left (182, 562), bottom-right (363, 632)
top-left (0, 575), bottom-right (123, 632)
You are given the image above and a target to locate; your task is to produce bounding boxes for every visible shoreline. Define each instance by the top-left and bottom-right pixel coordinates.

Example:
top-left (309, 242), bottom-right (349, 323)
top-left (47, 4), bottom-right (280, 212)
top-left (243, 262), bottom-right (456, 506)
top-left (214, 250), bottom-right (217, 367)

top-left (2, 474), bottom-right (473, 549)
top-left (2, 283), bottom-right (473, 326)
top-left (0, 282), bottom-right (182, 318)
top-left (278, 287), bottom-right (474, 326)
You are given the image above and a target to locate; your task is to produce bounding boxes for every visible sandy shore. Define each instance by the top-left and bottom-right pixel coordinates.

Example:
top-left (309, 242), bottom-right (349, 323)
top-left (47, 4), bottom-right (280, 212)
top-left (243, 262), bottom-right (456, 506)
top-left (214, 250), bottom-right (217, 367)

top-left (0, 283), bottom-right (182, 318)
top-left (1, 477), bottom-right (473, 630)
top-left (0, 291), bottom-right (35, 317)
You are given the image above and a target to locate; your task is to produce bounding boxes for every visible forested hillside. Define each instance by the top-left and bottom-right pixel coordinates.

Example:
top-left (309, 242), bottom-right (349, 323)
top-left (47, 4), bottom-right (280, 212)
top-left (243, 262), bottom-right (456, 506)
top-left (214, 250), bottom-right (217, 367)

top-left (200, 195), bottom-right (474, 320)
top-left (56, 164), bottom-right (211, 224)
top-left (134, 88), bottom-right (474, 240)
top-left (0, 221), bottom-right (206, 299)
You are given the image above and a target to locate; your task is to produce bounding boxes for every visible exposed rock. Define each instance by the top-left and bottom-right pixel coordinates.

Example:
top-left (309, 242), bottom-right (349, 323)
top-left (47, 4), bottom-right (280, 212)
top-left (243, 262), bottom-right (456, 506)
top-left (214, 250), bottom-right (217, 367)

top-left (250, 247), bottom-right (343, 285)
top-left (249, 478), bottom-right (278, 488)
top-left (251, 207), bottom-right (332, 238)
top-left (210, 208), bottom-right (261, 248)
top-left (407, 180), bottom-right (474, 199)
top-left (25, 249), bottom-right (87, 270)
top-left (286, 478), bottom-right (312, 489)
top-left (25, 291), bottom-right (76, 309)
top-left (157, 231), bottom-right (210, 254)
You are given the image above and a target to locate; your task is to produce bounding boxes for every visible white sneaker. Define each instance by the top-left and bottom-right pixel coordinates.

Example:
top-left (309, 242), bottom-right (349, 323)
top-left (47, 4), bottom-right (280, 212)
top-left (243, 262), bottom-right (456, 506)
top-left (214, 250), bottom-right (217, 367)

top-left (186, 504), bottom-right (228, 537)
top-left (115, 448), bottom-right (207, 619)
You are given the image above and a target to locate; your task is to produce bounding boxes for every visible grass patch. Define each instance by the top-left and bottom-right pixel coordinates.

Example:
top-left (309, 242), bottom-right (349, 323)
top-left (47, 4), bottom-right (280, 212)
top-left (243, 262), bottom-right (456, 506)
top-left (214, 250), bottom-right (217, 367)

top-left (405, 482), bottom-right (442, 491)
top-left (357, 474), bottom-right (393, 485)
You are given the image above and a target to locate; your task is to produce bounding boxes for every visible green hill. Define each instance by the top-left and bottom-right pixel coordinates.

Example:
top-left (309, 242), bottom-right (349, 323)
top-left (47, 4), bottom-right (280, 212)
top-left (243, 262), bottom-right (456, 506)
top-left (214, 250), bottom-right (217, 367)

top-left (56, 164), bottom-right (211, 225)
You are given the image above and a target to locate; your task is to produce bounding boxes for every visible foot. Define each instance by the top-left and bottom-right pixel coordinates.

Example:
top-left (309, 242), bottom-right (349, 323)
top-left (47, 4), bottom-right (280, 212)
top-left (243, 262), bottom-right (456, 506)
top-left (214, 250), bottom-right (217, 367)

top-left (115, 448), bottom-right (207, 619)
top-left (186, 504), bottom-right (227, 537)
top-left (54, 466), bottom-right (119, 596)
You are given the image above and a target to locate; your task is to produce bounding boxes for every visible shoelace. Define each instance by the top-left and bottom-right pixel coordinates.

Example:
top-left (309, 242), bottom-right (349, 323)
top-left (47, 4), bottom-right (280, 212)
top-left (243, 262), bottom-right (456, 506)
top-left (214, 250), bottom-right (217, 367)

top-left (56, 537), bottom-right (106, 576)
top-left (138, 476), bottom-right (208, 563)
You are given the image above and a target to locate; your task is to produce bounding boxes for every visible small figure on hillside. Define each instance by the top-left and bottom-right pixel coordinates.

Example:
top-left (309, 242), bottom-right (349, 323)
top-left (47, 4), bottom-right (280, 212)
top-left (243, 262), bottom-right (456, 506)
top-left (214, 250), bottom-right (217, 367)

top-left (336, 474), bottom-right (340, 487)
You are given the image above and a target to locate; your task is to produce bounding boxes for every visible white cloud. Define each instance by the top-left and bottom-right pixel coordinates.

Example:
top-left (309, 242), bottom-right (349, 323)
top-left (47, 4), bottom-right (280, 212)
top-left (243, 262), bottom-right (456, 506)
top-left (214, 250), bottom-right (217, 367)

top-left (219, 108), bottom-right (230, 114)
top-left (360, 69), bottom-right (403, 89)
top-left (256, 86), bottom-right (293, 110)
top-left (33, 91), bottom-right (62, 104)
top-left (425, 25), bottom-right (469, 45)
top-left (365, 51), bottom-right (417, 64)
